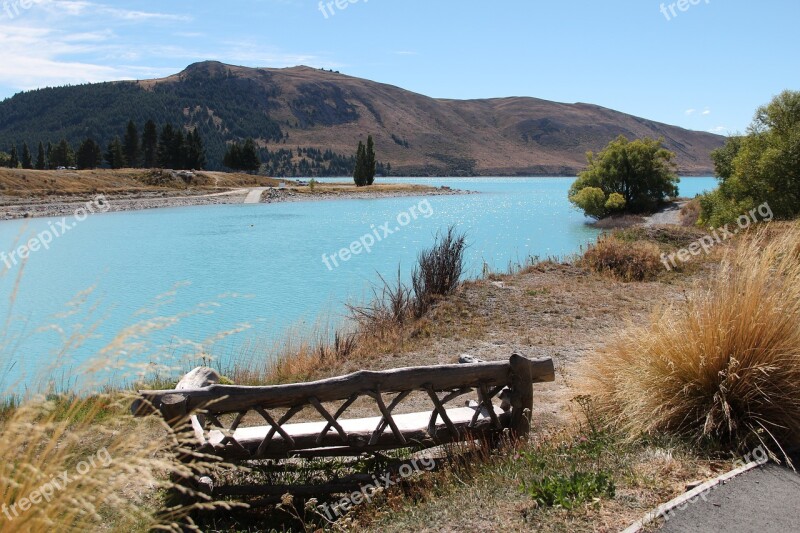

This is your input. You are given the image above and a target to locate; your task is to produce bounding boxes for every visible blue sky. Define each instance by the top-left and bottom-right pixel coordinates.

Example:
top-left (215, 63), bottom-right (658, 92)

top-left (0, 0), bottom-right (797, 134)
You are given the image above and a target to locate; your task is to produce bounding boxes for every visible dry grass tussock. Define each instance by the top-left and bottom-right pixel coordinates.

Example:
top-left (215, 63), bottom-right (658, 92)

top-left (0, 391), bottom-right (242, 532)
top-left (578, 225), bottom-right (800, 458)
top-left (580, 235), bottom-right (664, 282)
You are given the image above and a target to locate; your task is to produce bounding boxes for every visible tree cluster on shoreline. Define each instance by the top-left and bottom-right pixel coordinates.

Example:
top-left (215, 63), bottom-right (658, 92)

top-left (701, 90), bottom-right (800, 226)
top-left (353, 135), bottom-right (377, 187)
top-left (0, 120), bottom-right (207, 171)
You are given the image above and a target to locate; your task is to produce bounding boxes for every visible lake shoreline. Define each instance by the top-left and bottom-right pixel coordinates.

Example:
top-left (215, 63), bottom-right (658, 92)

top-left (0, 185), bottom-right (469, 221)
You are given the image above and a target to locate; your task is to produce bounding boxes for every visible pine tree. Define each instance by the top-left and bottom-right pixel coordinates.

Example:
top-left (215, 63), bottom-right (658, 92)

top-left (223, 142), bottom-right (242, 170)
top-left (353, 141), bottom-right (367, 186)
top-left (50, 140), bottom-right (74, 168)
top-left (8, 145), bottom-right (18, 168)
top-left (45, 142), bottom-right (53, 169)
top-left (142, 119), bottom-right (158, 168)
top-left (105, 137), bottom-right (125, 169)
top-left (241, 138), bottom-right (261, 172)
top-left (77, 139), bottom-right (102, 169)
top-left (184, 129), bottom-right (207, 170)
top-left (171, 130), bottom-right (185, 170)
top-left (123, 120), bottom-right (140, 167)
top-left (365, 135), bottom-right (376, 185)
top-left (157, 124), bottom-right (175, 168)
top-left (35, 142), bottom-right (46, 170)
top-left (21, 143), bottom-right (32, 169)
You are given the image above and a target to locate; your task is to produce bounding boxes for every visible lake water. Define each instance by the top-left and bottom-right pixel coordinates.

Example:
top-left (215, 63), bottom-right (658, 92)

top-left (0, 176), bottom-right (718, 389)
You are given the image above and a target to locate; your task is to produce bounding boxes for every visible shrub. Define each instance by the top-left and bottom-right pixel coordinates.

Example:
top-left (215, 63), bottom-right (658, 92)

top-left (680, 197), bottom-right (701, 226)
top-left (348, 226), bottom-right (467, 328)
top-left (580, 236), bottom-right (663, 282)
top-left (578, 227), bottom-right (800, 455)
top-left (412, 226), bottom-right (467, 317)
top-left (604, 192), bottom-right (626, 212)
top-left (569, 135), bottom-right (679, 218)
top-left (570, 187), bottom-right (607, 219)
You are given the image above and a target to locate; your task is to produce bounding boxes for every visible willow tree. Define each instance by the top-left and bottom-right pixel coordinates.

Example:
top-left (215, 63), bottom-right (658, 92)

top-left (569, 135), bottom-right (679, 218)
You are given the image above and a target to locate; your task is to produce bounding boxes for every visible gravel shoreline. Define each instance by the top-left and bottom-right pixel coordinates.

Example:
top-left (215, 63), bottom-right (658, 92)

top-left (0, 186), bottom-right (468, 221)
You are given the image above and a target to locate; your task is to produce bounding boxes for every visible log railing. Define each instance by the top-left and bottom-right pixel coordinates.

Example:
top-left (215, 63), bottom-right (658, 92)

top-left (133, 353), bottom-right (555, 460)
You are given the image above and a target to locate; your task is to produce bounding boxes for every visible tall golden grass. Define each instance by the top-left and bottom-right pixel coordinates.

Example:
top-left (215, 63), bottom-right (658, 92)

top-left (579, 225), bottom-right (800, 456)
top-left (0, 394), bottom-right (209, 532)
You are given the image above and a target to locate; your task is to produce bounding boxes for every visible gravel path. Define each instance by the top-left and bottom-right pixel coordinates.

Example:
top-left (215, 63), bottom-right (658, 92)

top-left (645, 202), bottom-right (687, 226)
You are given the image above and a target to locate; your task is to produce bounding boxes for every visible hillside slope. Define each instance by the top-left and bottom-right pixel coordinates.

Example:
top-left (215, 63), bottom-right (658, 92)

top-left (0, 61), bottom-right (724, 175)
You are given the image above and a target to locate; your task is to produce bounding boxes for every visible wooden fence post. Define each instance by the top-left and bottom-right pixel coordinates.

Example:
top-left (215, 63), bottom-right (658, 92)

top-left (509, 353), bottom-right (533, 437)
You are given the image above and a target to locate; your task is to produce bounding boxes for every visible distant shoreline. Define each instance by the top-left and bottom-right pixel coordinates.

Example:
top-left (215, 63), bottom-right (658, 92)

top-left (0, 185), bottom-right (468, 222)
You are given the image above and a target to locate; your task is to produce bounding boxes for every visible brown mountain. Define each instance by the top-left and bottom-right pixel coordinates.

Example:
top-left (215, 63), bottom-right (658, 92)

top-left (154, 61), bottom-right (724, 175)
top-left (0, 61), bottom-right (725, 175)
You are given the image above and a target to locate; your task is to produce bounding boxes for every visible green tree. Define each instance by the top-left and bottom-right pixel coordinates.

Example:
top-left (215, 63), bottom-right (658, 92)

top-left (45, 142), bottom-right (53, 169)
top-left (568, 135), bottom-right (678, 218)
top-left (0, 152), bottom-right (10, 167)
top-left (142, 119), bottom-right (158, 168)
top-left (171, 130), bottom-right (186, 170)
top-left (225, 139), bottom-right (259, 172)
top-left (701, 90), bottom-right (800, 226)
top-left (76, 139), bottom-right (102, 169)
top-left (353, 141), bottom-right (368, 186)
top-left (184, 129), bottom-right (207, 170)
top-left (50, 139), bottom-right (75, 168)
top-left (223, 142), bottom-right (242, 170)
top-left (240, 138), bottom-right (261, 172)
top-left (35, 141), bottom-right (46, 170)
top-left (123, 120), bottom-right (140, 167)
top-left (8, 145), bottom-right (18, 168)
top-left (157, 124), bottom-right (175, 168)
top-left (365, 135), bottom-right (377, 185)
top-left (21, 143), bottom-right (32, 169)
top-left (105, 137), bottom-right (125, 169)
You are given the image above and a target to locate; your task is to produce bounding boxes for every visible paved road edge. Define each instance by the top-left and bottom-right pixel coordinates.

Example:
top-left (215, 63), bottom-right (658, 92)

top-left (620, 460), bottom-right (764, 533)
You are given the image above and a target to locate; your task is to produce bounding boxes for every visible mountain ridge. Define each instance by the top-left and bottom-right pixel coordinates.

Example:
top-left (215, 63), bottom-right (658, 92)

top-left (0, 61), bottom-right (724, 176)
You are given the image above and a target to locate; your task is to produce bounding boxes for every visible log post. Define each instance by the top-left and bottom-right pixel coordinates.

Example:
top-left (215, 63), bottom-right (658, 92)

top-left (161, 367), bottom-right (222, 511)
top-left (509, 353), bottom-right (534, 437)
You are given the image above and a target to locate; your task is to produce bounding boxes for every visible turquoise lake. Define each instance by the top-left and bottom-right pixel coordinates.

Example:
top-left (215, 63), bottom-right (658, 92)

top-left (0, 177), bottom-right (718, 389)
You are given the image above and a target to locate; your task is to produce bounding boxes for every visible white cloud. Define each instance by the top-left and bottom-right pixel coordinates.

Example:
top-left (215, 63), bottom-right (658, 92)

top-left (685, 108), bottom-right (696, 115)
top-left (702, 108), bottom-right (711, 115)
top-left (0, 24), bottom-right (169, 90)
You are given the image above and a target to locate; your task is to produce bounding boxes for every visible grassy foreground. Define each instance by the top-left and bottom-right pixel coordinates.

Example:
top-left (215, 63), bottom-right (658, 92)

top-left (2, 220), bottom-right (798, 531)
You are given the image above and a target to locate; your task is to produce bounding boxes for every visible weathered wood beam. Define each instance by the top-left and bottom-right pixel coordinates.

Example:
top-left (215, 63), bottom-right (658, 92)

top-left (135, 361), bottom-right (522, 415)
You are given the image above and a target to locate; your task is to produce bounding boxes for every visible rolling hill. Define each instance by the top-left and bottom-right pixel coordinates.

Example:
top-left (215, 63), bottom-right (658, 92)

top-left (0, 61), bottom-right (725, 176)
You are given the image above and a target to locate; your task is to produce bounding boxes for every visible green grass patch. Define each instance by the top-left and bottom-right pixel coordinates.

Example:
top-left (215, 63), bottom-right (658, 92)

top-left (521, 470), bottom-right (615, 509)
